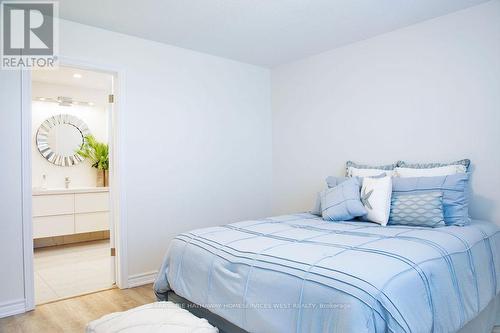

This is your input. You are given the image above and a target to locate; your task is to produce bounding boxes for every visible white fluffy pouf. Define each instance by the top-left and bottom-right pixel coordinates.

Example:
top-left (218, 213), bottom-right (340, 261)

top-left (86, 301), bottom-right (218, 333)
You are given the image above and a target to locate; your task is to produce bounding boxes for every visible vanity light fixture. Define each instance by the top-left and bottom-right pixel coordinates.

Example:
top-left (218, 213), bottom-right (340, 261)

top-left (73, 73), bottom-right (82, 79)
top-left (57, 96), bottom-right (74, 106)
top-left (33, 96), bottom-right (96, 107)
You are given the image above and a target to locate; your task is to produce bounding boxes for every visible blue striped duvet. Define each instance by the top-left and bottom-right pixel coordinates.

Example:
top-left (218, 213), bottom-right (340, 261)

top-left (154, 213), bottom-right (500, 333)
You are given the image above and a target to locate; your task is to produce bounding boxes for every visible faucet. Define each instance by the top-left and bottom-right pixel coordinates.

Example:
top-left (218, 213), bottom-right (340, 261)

top-left (65, 176), bottom-right (70, 189)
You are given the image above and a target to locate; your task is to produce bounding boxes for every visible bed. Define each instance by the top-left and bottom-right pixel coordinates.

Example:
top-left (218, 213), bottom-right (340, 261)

top-left (153, 213), bottom-right (500, 333)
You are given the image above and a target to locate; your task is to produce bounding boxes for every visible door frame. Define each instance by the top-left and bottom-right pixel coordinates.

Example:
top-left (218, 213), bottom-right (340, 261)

top-left (21, 56), bottom-right (129, 311)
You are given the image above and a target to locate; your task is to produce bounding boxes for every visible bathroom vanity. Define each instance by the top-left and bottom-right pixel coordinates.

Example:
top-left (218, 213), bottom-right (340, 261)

top-left (32, 187), bottom-right (110, 239)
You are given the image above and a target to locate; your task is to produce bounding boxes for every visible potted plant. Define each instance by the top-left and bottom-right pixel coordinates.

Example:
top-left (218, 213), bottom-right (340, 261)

top-left (77, 135), bottom-right (109, 187)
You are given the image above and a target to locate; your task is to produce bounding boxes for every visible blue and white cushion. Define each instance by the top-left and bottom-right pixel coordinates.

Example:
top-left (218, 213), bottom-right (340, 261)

top-left (359, 175), bottom-right (392, 226)
top-left (388, 191), bottom-right (445, 227)
top-left (325, 176), bottom-right (348, 188)
top-left (346, 161), bottom-right (398, 177)
top-left (391, 173), bottom-right (470, 226)
top-left (397, 159), bottom-right (470, 173)
top-left (321, 178), bottom-right (366, 221)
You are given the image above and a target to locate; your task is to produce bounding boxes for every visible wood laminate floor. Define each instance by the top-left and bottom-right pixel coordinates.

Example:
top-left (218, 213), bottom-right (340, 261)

top-left (0, 284), bottom-right (155, 333)
top-left (1, 285), bottom-right (498, 333)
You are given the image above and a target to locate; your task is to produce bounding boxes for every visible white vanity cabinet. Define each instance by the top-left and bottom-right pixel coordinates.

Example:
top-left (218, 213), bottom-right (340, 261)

top-left (32, 188), bottom-right (109, 239)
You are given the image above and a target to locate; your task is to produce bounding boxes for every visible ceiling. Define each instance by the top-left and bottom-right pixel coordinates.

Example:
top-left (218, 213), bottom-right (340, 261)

top-left (32, 66), bottom-right (112, 91)
top-left (58, 0), bottom-right (490, 67)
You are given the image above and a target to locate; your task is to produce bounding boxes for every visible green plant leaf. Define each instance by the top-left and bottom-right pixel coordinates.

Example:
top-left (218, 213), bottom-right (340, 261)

top-left (76, 135), bottom-right (109, 170)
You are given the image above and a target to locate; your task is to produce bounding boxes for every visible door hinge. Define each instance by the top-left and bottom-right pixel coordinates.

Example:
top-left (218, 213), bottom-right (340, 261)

top-left (108, 94), bottom-right (115, 103)
top-left (110, 248), bottom-right (116, 257)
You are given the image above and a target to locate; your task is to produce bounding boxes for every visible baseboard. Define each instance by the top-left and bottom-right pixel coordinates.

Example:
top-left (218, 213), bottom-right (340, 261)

top-left (0, 299), bottom-right (26, 318)
top-left (127, 271), bottom-right (158, 288)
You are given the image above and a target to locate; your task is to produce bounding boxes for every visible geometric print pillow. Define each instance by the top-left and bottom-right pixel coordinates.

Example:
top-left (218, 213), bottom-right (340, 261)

top-left (391, 173), bottom-right (469, 226)
top-left (388, 191), bottom-right (445, 227)
top-left (397, 158), bottom-right (471, 171)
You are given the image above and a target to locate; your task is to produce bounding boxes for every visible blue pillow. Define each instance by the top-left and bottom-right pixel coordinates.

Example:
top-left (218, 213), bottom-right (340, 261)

top-left (310, 193), bottom-right (322, 216)
top-left (321, 178), bottom-right (367, 221)
top-left (398, 159), bottom-right (470, 171)
top-left (388, 191), bottom-right (445, 227)
top-left (345, 161), bottom-right (398, 176)
top-left (326, 174), bottom-right (386, 188)
top-left (311, 177), bottom-right (352, 216)
top-left (391, 173), bottom-right (470, 226)
top-left (325, 176), bottom-right (348, 188)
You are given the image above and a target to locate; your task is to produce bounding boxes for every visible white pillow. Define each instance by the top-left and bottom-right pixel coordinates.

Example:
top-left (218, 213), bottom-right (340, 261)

top-left (360, 176), bottom-right (392, 226)
top-left (394, 165), bottom-right (466, 177)
top-left (348, 167), bottom-right (394, 178)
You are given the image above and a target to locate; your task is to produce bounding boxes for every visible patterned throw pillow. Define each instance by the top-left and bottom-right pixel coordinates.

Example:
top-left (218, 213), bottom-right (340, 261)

top-left (388, 192), bottom-right (445, 227)
top-left (391, 173), bottom-right (470, 226)
top-left (345, 161), bottom-right (398, 177)
top-left (321, 178), bottom-right (366, 221)
top-left (397, 159), bottom-right (470, 172)
top-left (359, 175), bottom-right (392, 226)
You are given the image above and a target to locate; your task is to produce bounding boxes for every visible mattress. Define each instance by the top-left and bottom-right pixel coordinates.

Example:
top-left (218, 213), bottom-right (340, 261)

top-left (154, 213), bottom-right (500, 333)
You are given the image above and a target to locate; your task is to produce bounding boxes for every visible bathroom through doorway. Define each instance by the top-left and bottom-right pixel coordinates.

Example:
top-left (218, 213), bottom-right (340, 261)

top-left (30, 65), bottom-right (116, 304)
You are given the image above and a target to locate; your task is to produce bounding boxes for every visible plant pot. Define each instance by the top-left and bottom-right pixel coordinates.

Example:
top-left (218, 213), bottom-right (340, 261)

top-left (96, 169), bottom-right (109, 187)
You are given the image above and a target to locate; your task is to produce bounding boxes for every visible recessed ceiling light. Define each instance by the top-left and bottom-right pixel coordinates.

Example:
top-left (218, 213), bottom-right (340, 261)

top-left (88, 102), bottom-right (94, 106)
top-left (73, 73), bottom-right (82, 79)
top-left (38, 97), bottom-right (45, 101)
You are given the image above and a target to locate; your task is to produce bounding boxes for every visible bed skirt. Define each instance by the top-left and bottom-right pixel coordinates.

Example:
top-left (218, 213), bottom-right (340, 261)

top-left (458, 294), bottom-right (500, 333)
top-left (167, 291), bottom-right (247, 333)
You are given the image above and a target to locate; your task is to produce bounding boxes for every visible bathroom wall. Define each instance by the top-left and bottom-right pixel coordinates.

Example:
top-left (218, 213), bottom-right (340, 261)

top-left (32, 82), bottom-right (109, 189)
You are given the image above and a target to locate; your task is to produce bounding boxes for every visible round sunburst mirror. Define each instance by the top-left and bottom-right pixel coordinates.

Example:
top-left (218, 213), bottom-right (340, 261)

top-left (36, 114), bottom-right (91, 167)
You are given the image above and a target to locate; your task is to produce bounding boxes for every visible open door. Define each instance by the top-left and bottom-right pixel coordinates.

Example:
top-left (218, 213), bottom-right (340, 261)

top-left (108, 88), bottom-right (116, 286)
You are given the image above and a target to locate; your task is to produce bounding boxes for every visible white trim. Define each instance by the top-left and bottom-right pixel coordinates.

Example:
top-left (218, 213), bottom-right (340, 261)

top-left (0, 299), bottom-right (26, 318)
top-left (21, 70), bottom-right (34, 312)
top-left (128, 271), bottom-right (158, 288)
top-left (20, 56), bottom-right (129, 316)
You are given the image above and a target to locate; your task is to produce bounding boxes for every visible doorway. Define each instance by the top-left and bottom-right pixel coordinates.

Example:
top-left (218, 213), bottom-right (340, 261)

top-left (22, 62), bottom-right (125, 307)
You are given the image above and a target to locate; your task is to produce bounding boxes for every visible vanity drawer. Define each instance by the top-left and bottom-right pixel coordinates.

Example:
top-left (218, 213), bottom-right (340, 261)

top-left (75, 192), bottom-right (109, 213)
top-left (75, 212), bottom-right (109, 233)
top-left (33, 214), bottom-right (74, 238)
top-left (33, 194), bottom-right (74, 217)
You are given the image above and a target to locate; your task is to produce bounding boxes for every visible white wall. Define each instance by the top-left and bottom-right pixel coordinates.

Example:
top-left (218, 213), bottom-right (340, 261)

top-left (32, 82), bottom-right (109, 189)
top-left (272, 1), bottom-right (500, 223)
top-left (0, 71), bottom-right (25, 316)
top-left (58, 20), bottom-right (273, 277)
top-left (0, 19), bottom-right (272, 315)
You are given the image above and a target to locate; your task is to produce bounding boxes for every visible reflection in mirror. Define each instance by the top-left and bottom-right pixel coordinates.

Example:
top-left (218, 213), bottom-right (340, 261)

top-left (47, 123), bottom-right (84, 157)
top-left (36, 114), bottom-right (91, 167)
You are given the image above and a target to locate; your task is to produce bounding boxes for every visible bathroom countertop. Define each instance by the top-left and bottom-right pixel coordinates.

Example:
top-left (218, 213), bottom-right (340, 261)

top-left (32, 187), bottom-right (109, 195)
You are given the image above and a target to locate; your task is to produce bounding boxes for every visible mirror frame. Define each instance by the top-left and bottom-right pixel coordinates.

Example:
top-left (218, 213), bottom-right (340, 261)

top-left (36, 114), bottom-right (91, 167)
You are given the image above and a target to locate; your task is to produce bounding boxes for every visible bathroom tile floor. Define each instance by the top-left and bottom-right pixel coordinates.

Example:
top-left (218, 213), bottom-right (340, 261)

top-left (34, 240), bottom-right (112, 304)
